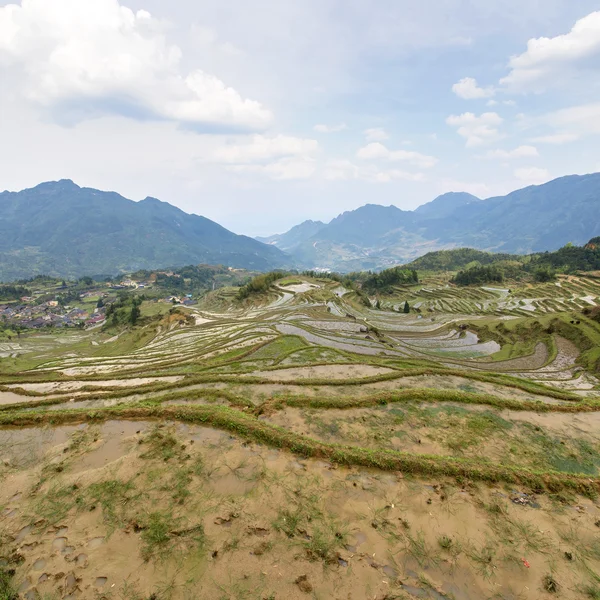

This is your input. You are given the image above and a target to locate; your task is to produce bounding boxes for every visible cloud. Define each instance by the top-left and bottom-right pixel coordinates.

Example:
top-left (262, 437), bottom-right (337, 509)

top-left (211, 135), bottom-right (319, 163)
top-left (364, 127), bottom-right (389, 142)
top-left (452, 77), bottom-right (495, 99)
top-left (481, 145), bottom-right (539, 160)
top-left (356, 142), bottom-right (437, 168)
top-left (446, 112), bottom-right (503, 147)
top-left (500, 11), bottom-right (600, 92)
top-left (313, 123), bottom-right (347, 133)
top-left (230, 157), bottom-right (316, 181)
top-left (206, 135), bottom-right (319, 180)
top-left (543, 103), bottom-right (600, 136)
top-left (323, 160), bottom-right (425, 183)
top-left (529, 133), bottom-right (580, 145)
top-left (514, 167), bottom-right (551, 184)
top-left (0, 0), bottom-right (272, 131)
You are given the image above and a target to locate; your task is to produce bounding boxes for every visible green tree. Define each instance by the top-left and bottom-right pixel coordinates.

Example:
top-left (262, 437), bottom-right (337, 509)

top-left (533, 266), bottom-right (555, 282)
top-left (130, 305), bottom-right (141, 325)
top-left (96, 298), bottom-right (104, 309)
top-left (403, 301), bottom-right (410, 314)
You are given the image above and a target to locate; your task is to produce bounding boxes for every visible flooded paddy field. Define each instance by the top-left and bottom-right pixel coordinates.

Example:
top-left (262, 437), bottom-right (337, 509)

top-left (1, 275), bottom-right (600, 599)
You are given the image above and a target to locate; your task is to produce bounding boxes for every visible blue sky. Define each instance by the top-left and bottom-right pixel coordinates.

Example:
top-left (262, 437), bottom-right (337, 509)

top-left (1, 0), bottom-right (599, 235)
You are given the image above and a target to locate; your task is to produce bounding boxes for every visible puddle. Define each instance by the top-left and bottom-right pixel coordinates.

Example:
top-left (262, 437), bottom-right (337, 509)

top-left (15, 525), bottom-right (32, 543)
top-left (32, 558), bottom-right (46, 570)
top-left (382, 565), bottom-right (399, 579)
top-left (401, 584), bottom-right (448, 599)
top-left (95, 577), bottom-right (108, 587)
top-left (0, 425), bottom-right (82, 468)
top-left (209, 472), bottom-right (255, 496)
top-left (52, 537), bottom-right (68, 551)
top-left (71, 420), bottom-right (149, 472)
top-left (65, 572), bottom-right (78, 593)
top-left (75, 553), bottom-right (88, 566)
top-left (275, 323), bottom-right (403, 357)
top-left (0, 390), bottom-right (34, 406)
top-left (87, 537), bottom-right (105, 549)
top-left (346, 530), bottom-right (367, 552)
top-left (38, 574), bottom-right (48, 584)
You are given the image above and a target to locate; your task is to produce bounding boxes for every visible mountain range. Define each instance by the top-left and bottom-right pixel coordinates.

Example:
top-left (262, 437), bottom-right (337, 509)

top-left (257, 173), bottom-right (600, 271)
top-left (1, 173), bottom-right (599, 280)
top-left (0, 180), bottom-right (288, 281)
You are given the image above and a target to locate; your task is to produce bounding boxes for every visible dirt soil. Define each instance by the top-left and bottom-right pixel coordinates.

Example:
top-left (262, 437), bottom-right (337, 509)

top-left (1, 421), bottom-right (599, 599)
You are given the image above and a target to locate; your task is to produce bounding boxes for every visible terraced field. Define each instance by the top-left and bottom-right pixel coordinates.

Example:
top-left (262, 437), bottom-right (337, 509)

top-left (1, 275), bottom-right (600, 599)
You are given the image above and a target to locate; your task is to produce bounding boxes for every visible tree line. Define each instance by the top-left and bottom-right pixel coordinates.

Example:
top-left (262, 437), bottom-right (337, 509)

top-left (362, 268), bottom-right (418, 293)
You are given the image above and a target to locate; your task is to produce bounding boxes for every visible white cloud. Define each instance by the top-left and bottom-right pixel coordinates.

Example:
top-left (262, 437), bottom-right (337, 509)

top-left (323, 160), bottom-right (424, 183)
top-left (500, 11), bottom-right (600, 92)
top-left (211, 135), bottom-right (319, 163)
top-left (529, 133), bottom-right (579, 145)
top-left (323, 160), bottom-right (360, 181)
top-left (446, 112), bottom-right (503, 147)
top-left (452, 77), bottom-right (495, 99)
top-left (356, 142), bottom-right (437, 168)
top-left (514, 167), bottom-right (551, 184)
top-left (0, 0), bottom-right (272, 130)
top-left (482, 145), bottom-right (539, 160)
top-left (543, 103), bottom-right (600, 136)
top-left (369, 169), bottom-right (425, 183)
top-left (230, 157), bottom-right (316, 181)
top-left (206, 135), bottom-right (319, 180)
top-left (364, 127), bottom-right (389, 142)
top-left (313, 123), bottom-right (347, 133)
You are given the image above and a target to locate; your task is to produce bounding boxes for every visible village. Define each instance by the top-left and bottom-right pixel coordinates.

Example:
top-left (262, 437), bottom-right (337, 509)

top-left (0, 272), bottom-right (199, 333)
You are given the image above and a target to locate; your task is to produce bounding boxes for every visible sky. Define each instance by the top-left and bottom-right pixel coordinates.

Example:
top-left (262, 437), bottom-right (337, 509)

top-left (1, 1), bottom-right (600, 236)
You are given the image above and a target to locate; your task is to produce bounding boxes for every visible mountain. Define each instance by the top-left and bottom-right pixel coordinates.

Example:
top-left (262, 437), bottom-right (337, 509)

top-left (425, 173), bottom-right (600, 253)
top-left (0, 180), bottom-right (290, 281)
top-left (414, 192), bottom-right (481, 219)
top-left (256, 219), bottom-right (326, 252)
top-left (260, 173), bottom-right (600, 271)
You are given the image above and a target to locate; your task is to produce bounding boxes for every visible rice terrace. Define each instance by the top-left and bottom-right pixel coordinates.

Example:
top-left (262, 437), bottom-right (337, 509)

top-left (1, 260), bottom-right (600, 600)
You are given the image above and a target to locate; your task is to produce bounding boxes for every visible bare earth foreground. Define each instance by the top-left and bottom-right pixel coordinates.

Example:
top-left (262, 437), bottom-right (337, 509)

top-left (1, 275), bottom-right (600, 600)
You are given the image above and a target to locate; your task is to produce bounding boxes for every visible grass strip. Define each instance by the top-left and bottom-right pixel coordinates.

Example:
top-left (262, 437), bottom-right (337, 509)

top-left (264, 389), bottom-right (599, 414)
top-left (0, 404), bottom-right (597, 496)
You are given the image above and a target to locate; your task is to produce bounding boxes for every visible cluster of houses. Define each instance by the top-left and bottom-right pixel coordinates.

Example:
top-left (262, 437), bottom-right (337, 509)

top-left (159, 294), bottom-right (196, 306)
top-left (0, 297), bottom-right (107, 330)
top-left (0, 273), bottom-right (201, 332)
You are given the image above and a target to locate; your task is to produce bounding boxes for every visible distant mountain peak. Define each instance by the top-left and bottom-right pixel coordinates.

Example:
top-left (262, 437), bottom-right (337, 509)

top-left (262, 171), bottom-right (600, 271)
top-left (31, 179), bottom-right (80, 193)
top-left (415, 191), bottom-right (480, 217)
top-left (0, 182), bottom-right (291, 280)
top-left (255, 219), bottom-right (327, 252)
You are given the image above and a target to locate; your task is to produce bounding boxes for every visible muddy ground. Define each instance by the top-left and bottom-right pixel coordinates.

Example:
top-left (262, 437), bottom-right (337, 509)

top-left (2, 421), bottom-right (599, 600)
